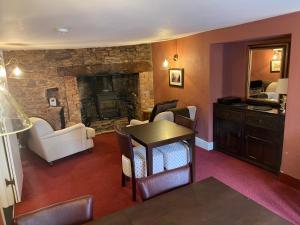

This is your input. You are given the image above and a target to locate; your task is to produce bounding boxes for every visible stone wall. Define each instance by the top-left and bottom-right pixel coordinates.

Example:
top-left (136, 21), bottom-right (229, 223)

top-left (3, 44), bottom-right (154, 124)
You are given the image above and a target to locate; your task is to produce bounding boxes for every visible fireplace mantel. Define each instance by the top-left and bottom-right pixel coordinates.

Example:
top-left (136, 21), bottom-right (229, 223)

top-left (58, 61), bottom-right (152, 77)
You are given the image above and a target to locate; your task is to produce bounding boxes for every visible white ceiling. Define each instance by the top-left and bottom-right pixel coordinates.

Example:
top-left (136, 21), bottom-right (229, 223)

top-left (0, 0), bottom-right (300, 50)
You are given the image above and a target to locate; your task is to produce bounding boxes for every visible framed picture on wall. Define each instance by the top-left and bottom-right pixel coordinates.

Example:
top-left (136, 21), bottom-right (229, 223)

top-left (270, 60), bottom-right (281, 73)
top-left (169, 68), bottom-right (184, 88)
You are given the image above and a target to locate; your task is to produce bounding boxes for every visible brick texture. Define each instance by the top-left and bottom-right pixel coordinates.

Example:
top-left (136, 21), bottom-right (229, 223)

top-left (4, 44), bottom-right (154, 124)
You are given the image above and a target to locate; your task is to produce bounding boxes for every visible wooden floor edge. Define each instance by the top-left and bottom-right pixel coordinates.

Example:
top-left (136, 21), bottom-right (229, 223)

top-left (279, 173), bottom-right (300, 190)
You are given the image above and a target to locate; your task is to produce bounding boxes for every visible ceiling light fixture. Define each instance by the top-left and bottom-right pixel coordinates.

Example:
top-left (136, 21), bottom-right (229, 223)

top-left (56, 27), bottom-right (69, 33)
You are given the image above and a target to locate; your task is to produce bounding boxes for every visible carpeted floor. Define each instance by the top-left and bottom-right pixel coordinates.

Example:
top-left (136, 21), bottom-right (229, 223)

top-left (16, 133), bottom-right (300, 224)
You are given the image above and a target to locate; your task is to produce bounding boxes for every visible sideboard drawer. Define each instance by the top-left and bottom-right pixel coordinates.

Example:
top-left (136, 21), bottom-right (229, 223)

top-left (215, 109), bottom-right (243, 122)
top-left (245, 113), bottom-right (279, 131)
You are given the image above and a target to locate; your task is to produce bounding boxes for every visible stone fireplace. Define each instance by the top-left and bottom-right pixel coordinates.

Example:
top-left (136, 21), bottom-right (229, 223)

top-left (4, 44), bottom-right (154, 131)
top-left (77, 73), bottom-right (140, 131)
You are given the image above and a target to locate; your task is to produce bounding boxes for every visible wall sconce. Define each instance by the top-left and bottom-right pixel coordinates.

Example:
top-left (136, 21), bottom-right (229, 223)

top-left (162, 40), bottom-right (179, 70)
top-left (3, 58), bottom-right (23, 79)
top-left (272, 48), bottom-right (282, 61)
top-left (162, 58), bottom-right (169, 69)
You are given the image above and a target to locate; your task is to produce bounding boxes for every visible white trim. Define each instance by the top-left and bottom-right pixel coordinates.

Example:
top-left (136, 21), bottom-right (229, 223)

top-left (195, 137), bottom-right (214, 151)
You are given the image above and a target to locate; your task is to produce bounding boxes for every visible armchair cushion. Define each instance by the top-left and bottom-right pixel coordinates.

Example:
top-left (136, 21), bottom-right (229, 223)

top-left (86, 127), bottom-right (96, 139)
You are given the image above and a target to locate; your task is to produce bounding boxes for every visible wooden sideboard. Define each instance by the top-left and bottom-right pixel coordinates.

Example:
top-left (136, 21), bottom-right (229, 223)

top-left (213, 103), bottom-right (285, 173)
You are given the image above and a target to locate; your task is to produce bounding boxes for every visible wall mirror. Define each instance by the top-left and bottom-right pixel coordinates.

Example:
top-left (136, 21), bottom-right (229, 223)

top-left (246, 37), bottom-right (290, 105)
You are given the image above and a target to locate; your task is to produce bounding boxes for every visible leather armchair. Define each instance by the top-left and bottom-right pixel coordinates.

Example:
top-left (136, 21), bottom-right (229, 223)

top-left (137, 165), bottom-right (191, 201)
top-left (27, 117), bottom-right (95, 164)
top-left (13, 195), bottom-right (93, 225)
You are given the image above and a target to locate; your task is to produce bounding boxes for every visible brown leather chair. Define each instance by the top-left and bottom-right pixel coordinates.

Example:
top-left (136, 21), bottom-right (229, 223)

top-left (148, 99), bottom-right (178, 122)
top-left (13, 195), bottom-right (93, 225)
top-left (137, 165), bottom-right (191, 201)
top-left (174, 114), bottom-right (197, 131)
top-left (115, 125), bottom-right (138, 201)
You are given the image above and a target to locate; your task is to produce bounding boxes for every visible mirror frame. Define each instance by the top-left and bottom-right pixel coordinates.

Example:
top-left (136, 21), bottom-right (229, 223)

top-left (246, 36), bottom-right (291, 106)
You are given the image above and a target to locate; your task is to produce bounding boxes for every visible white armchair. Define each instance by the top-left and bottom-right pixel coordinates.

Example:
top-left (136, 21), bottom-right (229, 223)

top-left (27, 117), bottom-right (95, 165)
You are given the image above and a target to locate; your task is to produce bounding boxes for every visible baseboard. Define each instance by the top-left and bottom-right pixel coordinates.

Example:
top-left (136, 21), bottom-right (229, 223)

top-left (195, 137), bottom-right (214, 151)
top-left (279, 173), bottom-right (300, 190)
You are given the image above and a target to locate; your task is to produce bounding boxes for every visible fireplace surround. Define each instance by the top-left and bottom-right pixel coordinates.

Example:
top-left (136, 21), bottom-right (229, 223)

top-left (77, 73), bottom-right (139, 126)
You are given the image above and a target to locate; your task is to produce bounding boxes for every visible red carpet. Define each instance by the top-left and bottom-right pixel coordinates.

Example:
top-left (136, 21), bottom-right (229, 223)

top-left (16, 133), bottom-right (300, 224)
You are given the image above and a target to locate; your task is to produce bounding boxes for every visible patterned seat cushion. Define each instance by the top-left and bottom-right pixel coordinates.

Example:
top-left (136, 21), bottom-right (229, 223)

top-left (158, 142), bottom-right (189, 170)
top-left (122, 146), bottom-right (164, 178)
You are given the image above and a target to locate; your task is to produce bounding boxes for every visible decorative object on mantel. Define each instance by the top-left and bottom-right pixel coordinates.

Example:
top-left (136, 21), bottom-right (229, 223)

top-left (276, 78), bottom-right (288, 112)
top-left (49, 97), bottom-right (57, 107)
top-left (169, 68), bottom-right (184, 88)
top-left (46, 87), bottom-right (60, 107)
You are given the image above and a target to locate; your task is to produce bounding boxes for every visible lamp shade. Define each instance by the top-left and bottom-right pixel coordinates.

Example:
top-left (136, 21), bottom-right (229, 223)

top-left (276, 78), bottom-right (288, 94)
top-left (0, 87), bottom-right (32, 136)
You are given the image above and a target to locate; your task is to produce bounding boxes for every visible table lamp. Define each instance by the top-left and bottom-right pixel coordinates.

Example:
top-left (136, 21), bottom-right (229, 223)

top-left (276, 78), bottom-right (288, 113)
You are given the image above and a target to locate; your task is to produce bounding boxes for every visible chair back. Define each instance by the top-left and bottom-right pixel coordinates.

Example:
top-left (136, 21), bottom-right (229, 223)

top-left (174, 115), bottom-right (197, 131)
top-left (149, 100), bottom-right (178, 122)
top-left (14, 195), bottom-right (93, 225)
top-left (29, 117), bottom-right (54, 137)
top-left (153, 111), bottom-right (174, 122)
top-left (137, 165), bottom-right (191, 201)
top-left (115, 125), bottom-right (134, 160)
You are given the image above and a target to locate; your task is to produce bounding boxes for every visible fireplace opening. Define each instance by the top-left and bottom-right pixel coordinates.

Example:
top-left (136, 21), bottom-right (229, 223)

top-left (77, 73), bottom-right (139, 129)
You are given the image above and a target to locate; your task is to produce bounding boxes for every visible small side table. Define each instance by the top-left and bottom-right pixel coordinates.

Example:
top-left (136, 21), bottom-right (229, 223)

top-left (142, 108), bottom-right (153, 121)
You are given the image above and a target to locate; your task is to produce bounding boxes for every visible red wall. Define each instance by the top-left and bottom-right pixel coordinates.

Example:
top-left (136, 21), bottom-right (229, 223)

top-left (152, 12), bottom-right (300, 179)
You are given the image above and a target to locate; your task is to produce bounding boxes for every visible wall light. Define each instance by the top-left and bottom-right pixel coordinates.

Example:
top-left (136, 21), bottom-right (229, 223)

top-left (4, 58), bottom-right (23, 79)
top-left (162, 58), bottom-right (169, 69)
top-left (272, 48), bottom-right (282, 61)
top-left (162, 40), bottom-right (179, 70)
top-left (12, 66), bottom-right (22, 77)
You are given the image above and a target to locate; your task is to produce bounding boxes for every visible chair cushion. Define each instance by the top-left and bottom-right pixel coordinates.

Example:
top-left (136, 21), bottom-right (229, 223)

top-left (158, 142), bottom-right (189, 170)
top-left (122, 146), bottom-right (164, 178)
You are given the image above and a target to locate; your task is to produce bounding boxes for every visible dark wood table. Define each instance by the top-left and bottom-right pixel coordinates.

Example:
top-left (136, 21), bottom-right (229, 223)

top-left (123, 120), bottom-right (195, 179)
top-left (85, 177), bottom-right (290, 225)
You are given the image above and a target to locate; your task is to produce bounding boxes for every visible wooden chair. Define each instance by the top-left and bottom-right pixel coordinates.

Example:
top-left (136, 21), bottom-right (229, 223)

top-left (13, 195), bottom-right (93, 225)
top-left (137, 165), bottom-right (191, 201)
top-left (115, 126), bottom-right (164, 201)
top-left (174, 114), bottom-right (197, 131)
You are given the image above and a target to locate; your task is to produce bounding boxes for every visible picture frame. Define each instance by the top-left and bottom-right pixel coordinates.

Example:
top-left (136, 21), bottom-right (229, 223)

top-left (169, 68), bottom-right (184, 88)
top-left (270, 60), bottom-right (281, 73)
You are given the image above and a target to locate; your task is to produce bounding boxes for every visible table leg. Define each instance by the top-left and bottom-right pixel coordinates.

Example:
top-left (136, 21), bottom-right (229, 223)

top-left (188, 135), bottom-right (196, 182)
top-left (146, 146), bottom-right (153, 176)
